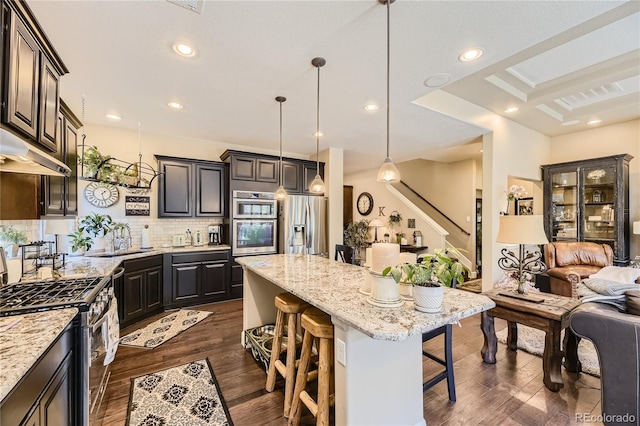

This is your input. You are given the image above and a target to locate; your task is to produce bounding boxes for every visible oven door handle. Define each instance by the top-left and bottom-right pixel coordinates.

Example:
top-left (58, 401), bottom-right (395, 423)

top-left (92, 311), bottom-right (109, 333)
top-left (112, 267), bottom-right (125, 280)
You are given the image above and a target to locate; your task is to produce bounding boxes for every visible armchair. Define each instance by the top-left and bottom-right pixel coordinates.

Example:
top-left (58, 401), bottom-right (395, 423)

top-left (569, 303), bottom-right (640, 425)
top-left (544, 242), bottom-right (613, 298)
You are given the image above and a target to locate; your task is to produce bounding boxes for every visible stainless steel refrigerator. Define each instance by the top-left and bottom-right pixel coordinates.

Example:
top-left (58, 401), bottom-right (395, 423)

top-left (278, 195), bottom-right (327, 255)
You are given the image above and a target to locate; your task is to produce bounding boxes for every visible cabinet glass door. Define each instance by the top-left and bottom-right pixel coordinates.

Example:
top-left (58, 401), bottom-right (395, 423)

top-left (582, 165), bottom-right (616, 245)
top-left (550, 171), bottom-right (577, 241)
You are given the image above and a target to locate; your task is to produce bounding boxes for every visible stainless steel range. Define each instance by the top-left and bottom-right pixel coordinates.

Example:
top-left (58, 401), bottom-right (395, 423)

top-left (0, 270), bottom-right (122, 425)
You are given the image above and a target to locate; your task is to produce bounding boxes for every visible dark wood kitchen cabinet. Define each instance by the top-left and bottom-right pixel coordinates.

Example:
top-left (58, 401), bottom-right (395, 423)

top-left (41, 100), bottom-right (81, 217)
top-left (0, 322), bottom-right (74, 426)
top-left (230, 256), bottom-right (243, 299)
top-left (118, 255), bottom-right (163, 328)
top-left (1, 0), bottom-right (68, 152)
top-left (163, 250), bottom-right (230, 309)
top-left (156, 155), bottom-right (226, 218)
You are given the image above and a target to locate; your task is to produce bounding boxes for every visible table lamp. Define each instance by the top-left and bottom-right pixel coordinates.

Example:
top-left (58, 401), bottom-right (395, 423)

top-left (369, 218), bottom-right (384, 243)
top-left (496, 215), bottom-right (549, 294)
top-left (45, 219), bottom-right (72, 254)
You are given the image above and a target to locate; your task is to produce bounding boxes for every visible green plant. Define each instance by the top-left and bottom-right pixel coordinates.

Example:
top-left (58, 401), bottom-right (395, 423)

top-left (68, 229), bottom-right (93, 252)
top-left (0, 225), bottom-right (28, 245)
top-left (383, 247), bottom-right (470, 288)
top-left (79, 145), bottom-right (123, 183)
top-left (79, 213), bottom-right (114, 237)
top-left (388, 211), bottom-right (402, 228)
top-left (343, 219), bottom-right (370, 250)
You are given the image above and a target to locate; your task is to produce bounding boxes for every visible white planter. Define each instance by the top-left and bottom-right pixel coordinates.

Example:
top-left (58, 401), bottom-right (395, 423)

top-left (367, 272), bottom-right (403, 308)
top-left (413, 285), bottom-right (444, 313)
top-left (92, 236), bottom-right (106, 252)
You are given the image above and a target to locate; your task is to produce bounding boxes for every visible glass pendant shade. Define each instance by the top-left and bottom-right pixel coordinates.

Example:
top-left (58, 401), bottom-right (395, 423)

top-left (309, 174), bottom-right (326, 194)
top-left (275, 185), bottom-right (288, 200)
top-left (377, 157), bottom-right (400, 182)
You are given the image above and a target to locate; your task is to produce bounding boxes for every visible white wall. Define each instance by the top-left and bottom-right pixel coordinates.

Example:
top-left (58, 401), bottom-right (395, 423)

top-left (549, 119), bottom-right (640, 259)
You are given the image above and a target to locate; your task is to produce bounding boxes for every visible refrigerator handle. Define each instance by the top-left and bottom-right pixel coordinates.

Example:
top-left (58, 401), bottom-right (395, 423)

top-left (305, 201), bottom-right (311, 251)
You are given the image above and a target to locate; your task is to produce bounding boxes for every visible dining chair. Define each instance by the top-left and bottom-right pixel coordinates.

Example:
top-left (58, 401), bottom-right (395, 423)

top-left (421, 279), bottom-right (457, 402)
top-left (335, 244), bottom-right (356, 264)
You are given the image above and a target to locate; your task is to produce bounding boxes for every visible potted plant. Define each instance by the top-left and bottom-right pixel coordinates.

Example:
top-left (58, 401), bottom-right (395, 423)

top-left (79, 145), bottom-right (123, 183)
top-left (383, 248), bottom-right (470, 312)
top-left (68, 229), bottom-right (93, 255)
top-left (343, 219), bottom-right (370, 264)
top-left (0, 225), bottom-right (28, 257)
top-left (79, 213), bottom-right (114, 251)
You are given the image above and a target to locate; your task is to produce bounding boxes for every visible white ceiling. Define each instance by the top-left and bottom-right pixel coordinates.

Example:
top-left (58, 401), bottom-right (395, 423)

top-left (27, 0), bottom-right (639, 174)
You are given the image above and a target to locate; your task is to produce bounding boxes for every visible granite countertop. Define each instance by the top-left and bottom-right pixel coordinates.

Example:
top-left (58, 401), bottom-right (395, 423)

top-left (0, 308), bottom-right (78, 402)
top-left (237, 254), bottom-right (496, 342)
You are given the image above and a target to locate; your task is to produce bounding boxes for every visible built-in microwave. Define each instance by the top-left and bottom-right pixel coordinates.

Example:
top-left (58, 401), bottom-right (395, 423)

top-left (232, 219), bottom-right (278, 256)
top-left (232, 191), bottom-right (278, 219)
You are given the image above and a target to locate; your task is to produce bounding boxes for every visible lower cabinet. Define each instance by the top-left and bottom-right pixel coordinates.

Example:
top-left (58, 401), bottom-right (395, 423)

top-left (230, 257), bottom-right (243, 299)
top-left (164, 250), bottom-right (231, 309)
top-left (0, 323), bottom-right (74, 426)
top-left (118, 255), bottom-right (163, 328)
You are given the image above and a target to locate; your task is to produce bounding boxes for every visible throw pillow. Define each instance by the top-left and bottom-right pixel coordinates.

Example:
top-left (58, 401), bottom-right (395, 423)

top-left (589, 266), bottom-right (640, 284)
top-left (626, 290), bottom-right (640, 316)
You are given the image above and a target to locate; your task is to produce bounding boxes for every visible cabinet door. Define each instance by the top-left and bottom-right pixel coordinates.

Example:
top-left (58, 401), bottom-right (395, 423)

top-left (39, 353), bottom-right (72, 426)
top-left (6, 14), bottom-right (40, 139)
top-left (196, 164), bottom-right (224, 217)
top-left (41, 114), bottom-right (65, 216)
top-left (145, 266), bottom-right (162, 312)
top-left (303, 163), bottom-right (324, 194)
top-left (230, 156), bottom-right (255, 180)
top-left (172, 263), bottom-right (200, 301)
top-left (200, 262), bottom-right (227, 298)
top-left (22, 408), bottom-right (40, 426)
top-left (158, 160), bottom-right (192, 217)
top-left (64, 117), bottom-right (79, 216)
top-left (38, 55), bottom-right (60, 152)
top-left (256, 159), bottom-right (278, 183)
top-left (282, 161), bottom-right (301, 193)
top-left (123, 272), bottom-right (145, 323)
top-left (230, 258), bottom-right (243, 299)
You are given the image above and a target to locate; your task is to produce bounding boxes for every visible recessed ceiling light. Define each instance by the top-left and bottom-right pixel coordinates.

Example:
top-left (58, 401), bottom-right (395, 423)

top-left (168, 101), bottom-right (184, 110)
top-left (424, 73), bottom-right (451, 88)
top-left (105, 113), bottom-right (122, 120)
top-left (173, 43), bottom-right (194, 57)
top-left (561, 120), bottom-right (580, 126)
top-left (504, 107), bottom-right (519, 114)
top-left (587, 119), bottom-right (602, 125)
top-left (458, 48), bottom-right (484, 62)
top-left (364, 104), bottom-right (379, 112)
top-left (312, 131), bottom-right (324, 137)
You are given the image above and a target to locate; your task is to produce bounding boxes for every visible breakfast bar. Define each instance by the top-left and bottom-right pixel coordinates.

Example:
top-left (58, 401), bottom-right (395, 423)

top-left (237, 254), bottom-right (495, 426)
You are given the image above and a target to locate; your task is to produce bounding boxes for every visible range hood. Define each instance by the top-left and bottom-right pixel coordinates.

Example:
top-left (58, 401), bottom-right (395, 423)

top-left (0, 129), bottom-right (70, 177)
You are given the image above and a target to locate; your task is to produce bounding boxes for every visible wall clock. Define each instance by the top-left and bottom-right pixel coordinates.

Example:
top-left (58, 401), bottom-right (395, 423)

top-left (357, 192), bottom-right (374, 216)
top-left (84, 182), bottom-right (119, 208)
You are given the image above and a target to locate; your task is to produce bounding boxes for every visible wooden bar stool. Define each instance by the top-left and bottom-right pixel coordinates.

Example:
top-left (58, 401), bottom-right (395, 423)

top-left (288, 307), bottom-right (334, 426)
top-left (266, 292), bottom-right (311, 417)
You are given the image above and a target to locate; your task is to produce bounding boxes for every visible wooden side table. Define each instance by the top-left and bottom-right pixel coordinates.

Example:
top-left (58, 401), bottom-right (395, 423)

top-left (480, 288), bottom-right (580, 392)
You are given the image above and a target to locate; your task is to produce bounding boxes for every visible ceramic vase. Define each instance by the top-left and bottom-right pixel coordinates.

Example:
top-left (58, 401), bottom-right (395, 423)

top-left (413, 284), bottom-right (444, 313)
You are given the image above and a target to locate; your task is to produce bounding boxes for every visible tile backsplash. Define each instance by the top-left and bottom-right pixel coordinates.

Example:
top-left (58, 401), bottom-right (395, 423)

top-left (0, 217), bottom-right (225, 256)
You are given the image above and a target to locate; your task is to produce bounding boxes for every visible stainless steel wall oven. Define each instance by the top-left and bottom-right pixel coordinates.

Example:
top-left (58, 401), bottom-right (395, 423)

top-left (232, 191), bottom-right (278, 256)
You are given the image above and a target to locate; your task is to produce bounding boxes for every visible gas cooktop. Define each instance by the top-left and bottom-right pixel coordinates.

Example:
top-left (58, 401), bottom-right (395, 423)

top-left (0, 276), bottom-right (108, 316)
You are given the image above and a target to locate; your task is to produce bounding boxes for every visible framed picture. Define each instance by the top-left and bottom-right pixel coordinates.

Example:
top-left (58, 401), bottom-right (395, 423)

top-left (516, 198), bottom-right (534, 216)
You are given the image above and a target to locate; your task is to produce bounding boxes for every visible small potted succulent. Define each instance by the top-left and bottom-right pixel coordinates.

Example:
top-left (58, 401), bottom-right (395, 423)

top-left (383, 248), bottom-right (469, 312)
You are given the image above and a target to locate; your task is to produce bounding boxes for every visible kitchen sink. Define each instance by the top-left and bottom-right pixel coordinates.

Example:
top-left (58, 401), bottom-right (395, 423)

top-left (84, 249), bottom-right (154, 258)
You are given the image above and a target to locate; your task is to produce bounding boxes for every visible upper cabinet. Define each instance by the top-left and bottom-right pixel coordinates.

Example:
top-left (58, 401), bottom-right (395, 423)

top-left (221, 150), bottom-right (324, 194)
top-left (156, 155), bottom-right (227, 218)
top-left (1, 0), bottom-right (68, 152)
top-left (542, 154), bottom-right (633, 266)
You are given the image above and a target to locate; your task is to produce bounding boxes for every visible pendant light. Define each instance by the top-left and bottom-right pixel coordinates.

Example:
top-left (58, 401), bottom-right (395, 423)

top-left (309, 57), bottom-right (326, 194)
top-left (274, 96), bottom-right (288, 200)
top-left (376, 0), bottom-right (401, 183)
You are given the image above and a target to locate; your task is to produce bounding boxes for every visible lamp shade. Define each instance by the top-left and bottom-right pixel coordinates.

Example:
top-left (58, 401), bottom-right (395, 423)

top-left (45, 219), bottom-right (71, 235)
top-left (634, 221), bottom-right (640, 235)
top-left (496, 215), bottom-right (548, 245)
top-left (369, 218), bottom-right (384, 228)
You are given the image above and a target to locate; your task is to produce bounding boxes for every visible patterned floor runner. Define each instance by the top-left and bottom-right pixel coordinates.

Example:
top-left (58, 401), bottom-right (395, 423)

top-left (120, 310), bottom-right (212, 349)
top-left (126, 359), bottom-right (233, 426)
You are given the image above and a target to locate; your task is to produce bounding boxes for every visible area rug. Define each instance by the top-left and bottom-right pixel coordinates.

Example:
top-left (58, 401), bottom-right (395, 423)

top-left (496, 324), bottom-right (600, 377)
top-left (126, 359), bottom-right (233, 426)
top-left (120, 310), bottom-right (212, 349)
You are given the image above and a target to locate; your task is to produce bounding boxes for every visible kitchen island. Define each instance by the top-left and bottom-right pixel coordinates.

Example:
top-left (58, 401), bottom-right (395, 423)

top-left (237, 254), bottom-right (495, 426)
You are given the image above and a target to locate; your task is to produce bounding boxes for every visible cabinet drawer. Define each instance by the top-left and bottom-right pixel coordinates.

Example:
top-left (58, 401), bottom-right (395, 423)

top-left (171, 250), bottom-right (229, 265)
top-left (124, 255), bottom-right (162, 271)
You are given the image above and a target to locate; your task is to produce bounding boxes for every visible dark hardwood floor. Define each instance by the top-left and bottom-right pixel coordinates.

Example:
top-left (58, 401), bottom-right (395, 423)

top-left (99, 300), bottom-right (603, 426)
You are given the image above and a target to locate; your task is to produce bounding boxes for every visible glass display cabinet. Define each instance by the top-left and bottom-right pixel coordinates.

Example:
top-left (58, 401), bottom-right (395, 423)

top-left (542, 154), bottom-right (632, 266)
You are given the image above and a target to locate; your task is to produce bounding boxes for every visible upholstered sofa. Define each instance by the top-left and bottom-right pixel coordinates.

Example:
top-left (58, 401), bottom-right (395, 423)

top-left (544, 242), bottom-right (613, 298)
top-left (569, 303), bottom-right (640, 425)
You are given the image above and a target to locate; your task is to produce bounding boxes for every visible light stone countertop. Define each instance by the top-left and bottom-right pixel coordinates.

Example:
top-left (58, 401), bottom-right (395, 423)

top-left (0, 308), bottom-right (78, 403)
top-left (237, 254), bottom-right (496, 341)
